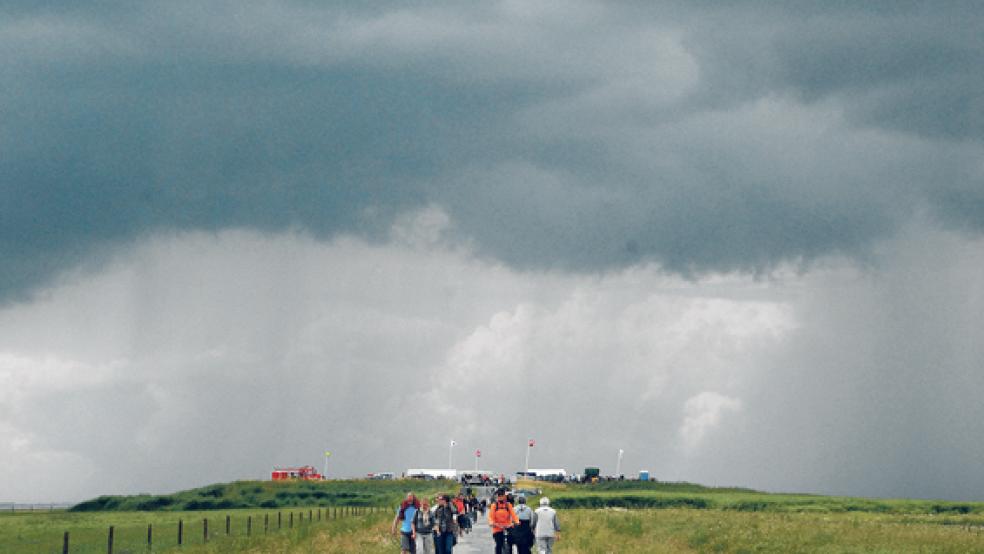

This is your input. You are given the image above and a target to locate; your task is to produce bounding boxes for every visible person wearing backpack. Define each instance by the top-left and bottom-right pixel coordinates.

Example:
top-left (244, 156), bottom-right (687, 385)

top-left (432, 494), bottom-right (458, 554)
top-left (512, 496), bottom-right (536, 554)
top-left (488, 488), bottom-right (519, 554)
top-left (533, 497), bottom-right (561, 554)
top-left (413, 497), bottom-right (436, 554)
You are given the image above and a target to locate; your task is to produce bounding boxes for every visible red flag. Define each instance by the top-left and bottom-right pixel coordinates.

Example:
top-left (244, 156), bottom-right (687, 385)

top-left (528, 439), bottom-right (535, 448)
top-left (476, 449), bottom-right (482, 457)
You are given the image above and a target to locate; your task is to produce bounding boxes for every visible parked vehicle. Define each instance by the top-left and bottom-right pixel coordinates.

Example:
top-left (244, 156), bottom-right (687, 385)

top-left (271, 466), bottom-right (323, 481)
top-left (460, 471), bottom-right (493, 485)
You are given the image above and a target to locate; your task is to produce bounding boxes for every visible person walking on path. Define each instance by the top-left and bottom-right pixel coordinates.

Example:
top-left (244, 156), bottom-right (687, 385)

top-left (513, 496), bottom-right (535, 554)
top-left (468, 494), bottom-right (479, 524)
top-left (433, 494), bottom-right (459, 554)
top-left (533, 497), bottom-right (561, 554)
top-left (488, 488), bottom-right (519, 554)
top-left (453, 494), bottom-right (470, 535)
top-left (393, 492), bottom-right (420, 554)
top-left (414, 498), bottom-right (436, 554)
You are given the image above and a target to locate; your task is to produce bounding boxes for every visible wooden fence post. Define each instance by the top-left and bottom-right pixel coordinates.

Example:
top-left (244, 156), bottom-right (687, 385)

top-left (203, 518), bottom-right (208, 543)
top-left (278, 511), bottom-right (282, 529)
top-left (265, 513), bottom-right (269, 533)
top-left (147, 524), bottom-right (152, 548)
top-left (248, 515), bottom-right (252, 536)
top-left (309, 509), bottom-right (312, 522)
top-left (226, 514), bottom-right (230, 535)
top-left (107, 525), bottom-right (114, 554)
top-left (178, 519), bottom-right (183, 545)
top-left (289, 512), bottom-right (293, 528)
top-left (62, 531), bottom-right (69, 554)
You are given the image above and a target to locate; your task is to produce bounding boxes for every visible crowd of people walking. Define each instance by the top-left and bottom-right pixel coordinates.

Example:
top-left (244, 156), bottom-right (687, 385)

top-left (393, 487), bottom-right (561, 554)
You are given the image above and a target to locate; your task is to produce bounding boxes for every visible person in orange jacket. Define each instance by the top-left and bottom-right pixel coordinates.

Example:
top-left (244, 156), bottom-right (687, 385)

top-left (453, 495), bottom-right (468, 535)
top-left (488, 488), bottom-right (519, 554)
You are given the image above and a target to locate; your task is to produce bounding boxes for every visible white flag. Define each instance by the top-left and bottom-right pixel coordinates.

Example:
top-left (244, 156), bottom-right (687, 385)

top-left (450, 440), bottom-right (456, 447)
top-left (618, 449), bottom-right (624, 456)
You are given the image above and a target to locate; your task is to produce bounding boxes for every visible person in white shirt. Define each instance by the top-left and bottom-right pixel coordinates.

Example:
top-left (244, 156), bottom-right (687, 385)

top-left (533, 497), bottom-right (560, 554)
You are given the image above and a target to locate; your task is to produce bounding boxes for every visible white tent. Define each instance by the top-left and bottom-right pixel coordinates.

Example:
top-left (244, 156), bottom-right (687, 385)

top-left (406, 468), bottom-right (458, 480)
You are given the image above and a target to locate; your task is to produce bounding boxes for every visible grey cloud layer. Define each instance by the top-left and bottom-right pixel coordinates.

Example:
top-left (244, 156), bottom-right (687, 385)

top-left (3, 226), bottom-right (982, 502)
top-left (2, 1), bottom-right (983, 299)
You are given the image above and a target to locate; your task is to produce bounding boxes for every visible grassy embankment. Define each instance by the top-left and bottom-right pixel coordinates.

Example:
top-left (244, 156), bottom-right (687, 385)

top-left (0, 479), bottom-right (452, 553)
top-left (543, 480), bottom-right (984, 514)
top-left (6, 479), bottom-right (984, 552)
top-left (524, 480), bottom-right (984, 553)
top-left (558, 508), bottom-right (984, 553)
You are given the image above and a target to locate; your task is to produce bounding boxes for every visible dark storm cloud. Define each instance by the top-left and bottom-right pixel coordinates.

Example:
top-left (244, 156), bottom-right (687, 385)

top-left (2, 1), bottom-right (982, 300)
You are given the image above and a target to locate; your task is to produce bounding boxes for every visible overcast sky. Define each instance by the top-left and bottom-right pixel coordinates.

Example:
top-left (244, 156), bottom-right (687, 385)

top-left (2, 1), bottom-right (983, 503)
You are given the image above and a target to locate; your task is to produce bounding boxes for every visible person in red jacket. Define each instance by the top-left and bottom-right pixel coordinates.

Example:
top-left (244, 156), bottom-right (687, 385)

top-left (488, 488), bottom-right (519, 554)
top-left (453, 494), bottom-right (469, 535)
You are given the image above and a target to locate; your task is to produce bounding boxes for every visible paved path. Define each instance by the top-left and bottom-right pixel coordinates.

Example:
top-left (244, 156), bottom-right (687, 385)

top-left (449, 513), bottom-right (495, 553)
top-left (419, 485), bottom-right (498, 553)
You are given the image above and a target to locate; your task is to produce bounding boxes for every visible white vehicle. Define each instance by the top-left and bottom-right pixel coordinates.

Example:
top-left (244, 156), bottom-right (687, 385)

top-left (406, 468), bottom-right (458, 480)
top-left (526, 468), bottom-right (567, 480)
top-left (368, 472), bottom-right (395, 480)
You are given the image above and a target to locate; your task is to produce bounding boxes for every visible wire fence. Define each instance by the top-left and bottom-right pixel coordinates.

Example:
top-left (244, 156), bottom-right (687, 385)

top-left (1, 505), bottom-right (382, 553)
top-left (0, 503), bottom-right (73, 512)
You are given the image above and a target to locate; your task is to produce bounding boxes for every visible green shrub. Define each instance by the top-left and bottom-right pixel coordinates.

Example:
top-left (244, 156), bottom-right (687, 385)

top-left (135, 496), bottom-right (174, 511)
top-left (183, 499), bottom-right (218, 510)
top-left (552, 494), bottom-right (710, 510)
top-left (933, 504), bottom-right (971, 514)
top-left (199, 486), bottom-right (224, 498)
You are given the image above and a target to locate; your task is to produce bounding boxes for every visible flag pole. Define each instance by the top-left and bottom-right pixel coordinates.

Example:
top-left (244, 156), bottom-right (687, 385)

top-left (449, 440), bottom-right (455, 470)
top-left (615, 448), bottom-right (624, 478)
top-left (525, 441), bottom-right (531, 476)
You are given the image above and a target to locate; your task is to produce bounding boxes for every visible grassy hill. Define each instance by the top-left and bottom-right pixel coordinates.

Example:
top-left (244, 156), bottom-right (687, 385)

top-left (70, 478), bottom-right (453, 512)
top-left (71, 478), bottom-right (984, 515)
top-left (535, 480), bottom-right (984, 515)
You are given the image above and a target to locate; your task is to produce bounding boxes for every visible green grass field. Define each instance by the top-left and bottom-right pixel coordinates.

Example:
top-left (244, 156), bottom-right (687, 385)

top-left (557, 508), bottom-right (984, 553)
top-left (0, 479), bottom-right (451, 553)
top-left (542, 480), bottom-right (984, 515)
top-left (5, 479), bottom-right (984, 552)
top-left (0, 505), bottom-right (396, 553)
top-left (517, 480), bottom-right (984, 552)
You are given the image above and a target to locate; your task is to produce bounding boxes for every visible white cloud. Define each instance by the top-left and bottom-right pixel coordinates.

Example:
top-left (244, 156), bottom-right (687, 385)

top-left (389, 204), bottom-right (455, 249)
top-left (679, 391), bottom-right (742, 451)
